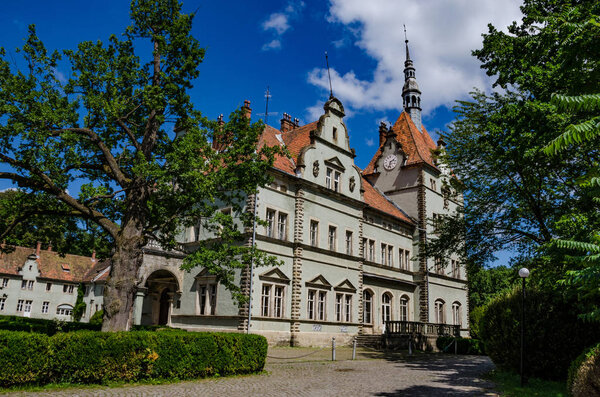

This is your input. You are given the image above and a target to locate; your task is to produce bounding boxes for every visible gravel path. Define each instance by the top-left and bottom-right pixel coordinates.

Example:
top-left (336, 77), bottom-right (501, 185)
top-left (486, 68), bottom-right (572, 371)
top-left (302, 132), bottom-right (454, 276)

top-left (1, 348), bottom-right (498, 396)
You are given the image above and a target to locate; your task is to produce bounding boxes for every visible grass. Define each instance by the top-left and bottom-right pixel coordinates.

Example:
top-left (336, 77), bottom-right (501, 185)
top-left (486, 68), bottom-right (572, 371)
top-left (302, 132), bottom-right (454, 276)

top-left (487, 370), bottom-right (568, 397)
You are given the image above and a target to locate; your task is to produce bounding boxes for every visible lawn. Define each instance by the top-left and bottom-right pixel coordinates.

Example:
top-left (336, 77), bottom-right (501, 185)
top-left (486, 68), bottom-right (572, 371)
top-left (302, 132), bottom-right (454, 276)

top-left (487, 370), bottom-right (567, 397)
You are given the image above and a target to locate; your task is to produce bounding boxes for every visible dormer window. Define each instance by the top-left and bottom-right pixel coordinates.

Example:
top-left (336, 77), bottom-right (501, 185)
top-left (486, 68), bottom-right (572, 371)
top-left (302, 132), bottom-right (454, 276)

top-left (326, 168), bottom-right (341, 192)
top-left (61, 264), bottom-right (70, 272)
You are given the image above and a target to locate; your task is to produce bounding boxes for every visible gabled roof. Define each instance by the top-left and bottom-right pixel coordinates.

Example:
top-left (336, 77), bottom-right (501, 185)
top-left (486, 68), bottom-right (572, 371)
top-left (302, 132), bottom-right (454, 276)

top-left (0, 245), bottom-right (98, 283)
top-left (363, 111), bottom-right (438, 174)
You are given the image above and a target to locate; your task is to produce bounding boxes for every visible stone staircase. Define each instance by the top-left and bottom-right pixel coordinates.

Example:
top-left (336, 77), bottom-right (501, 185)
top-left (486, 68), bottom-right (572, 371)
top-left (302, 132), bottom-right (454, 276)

top-left (354, 334), bottom-right (384, 349)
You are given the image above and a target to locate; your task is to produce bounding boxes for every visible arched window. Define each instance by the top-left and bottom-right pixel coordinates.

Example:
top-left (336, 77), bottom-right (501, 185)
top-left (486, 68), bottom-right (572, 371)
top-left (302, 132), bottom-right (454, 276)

top-left (452, 302), bottom-right (462, 327)
top-left (56, 304), bottom-right (73, 316)
top-left (434, 299), bottom-right (445, 324)
top-left (400, 295), bottom-right (409, 321)
top-left (382, 292), bottom-right (392, 324)
top-left (363, 290), bottom-right (373, 324)
top-left (411, 95), bottom-right (416, 106)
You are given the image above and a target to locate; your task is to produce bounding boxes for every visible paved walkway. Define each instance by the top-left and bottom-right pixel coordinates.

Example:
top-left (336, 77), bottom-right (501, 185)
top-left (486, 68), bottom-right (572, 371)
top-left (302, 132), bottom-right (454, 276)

top-left (1, 348), bottom-right (498, 396)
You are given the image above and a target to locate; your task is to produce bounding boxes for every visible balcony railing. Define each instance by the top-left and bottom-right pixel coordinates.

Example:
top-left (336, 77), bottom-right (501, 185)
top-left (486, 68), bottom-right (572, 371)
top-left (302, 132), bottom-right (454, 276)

top-left (385, 320), bottom-right (460, 337)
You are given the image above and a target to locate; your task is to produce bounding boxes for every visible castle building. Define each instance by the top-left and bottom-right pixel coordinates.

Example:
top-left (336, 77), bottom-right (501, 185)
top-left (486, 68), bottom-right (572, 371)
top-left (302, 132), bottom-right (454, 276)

top-left (0, 42), bottom-right (467, 346)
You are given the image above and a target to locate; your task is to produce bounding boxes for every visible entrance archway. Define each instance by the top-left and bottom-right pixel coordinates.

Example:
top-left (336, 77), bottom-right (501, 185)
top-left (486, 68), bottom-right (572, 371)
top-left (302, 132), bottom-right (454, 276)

top-left (141, 270), bottom-right (179, 326)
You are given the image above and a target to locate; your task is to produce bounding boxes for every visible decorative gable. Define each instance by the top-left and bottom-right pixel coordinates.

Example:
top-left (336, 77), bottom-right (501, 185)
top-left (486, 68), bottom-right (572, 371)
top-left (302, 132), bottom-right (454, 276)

top-left (305, 274), bottom-right (332, 290)
top-left (259, 268), bottom-right (291, 284)
top-left (334, 279), bottom-right (357, 293)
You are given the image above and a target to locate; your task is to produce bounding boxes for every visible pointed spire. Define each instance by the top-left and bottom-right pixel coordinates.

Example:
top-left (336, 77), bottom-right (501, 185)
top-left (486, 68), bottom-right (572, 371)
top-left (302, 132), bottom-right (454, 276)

top-left (402, 25), bottom-right (422, 132)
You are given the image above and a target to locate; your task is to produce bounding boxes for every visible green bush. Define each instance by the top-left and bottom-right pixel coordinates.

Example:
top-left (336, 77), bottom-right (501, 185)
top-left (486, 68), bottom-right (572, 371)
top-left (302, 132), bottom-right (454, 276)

top-left (480, 286), bottom-right (600, 380)
top-left (0, 330), bottom-right (267, 387)
top-left (469, 305), bottom-right (486, 340)
top-left (567, 343), bottom-right (600, 397)
top-left (436, 336), bottom-right (485, 355)
top-left (0, 315), bottom-right (100, 335)
top-left (89, 310), bottom-right (103, 326)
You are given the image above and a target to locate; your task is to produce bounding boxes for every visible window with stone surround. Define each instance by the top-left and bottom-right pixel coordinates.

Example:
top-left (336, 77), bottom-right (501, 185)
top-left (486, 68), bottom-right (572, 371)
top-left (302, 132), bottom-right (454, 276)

top-left (2, 278), bottom-right (8, 288)
top-left (382, 292), bottom-right (392, 324)
top-left (310, 220), bottom-right (319, 247)
top-left (41, 301), bottom-right (49, 314)
top-left (63, 284), bottom-right (74, 294)
top-left (24, 300), bottom-right (32, 314)
top-left (328, 226), bottom-right (337, 251)
top-left (335, 293), bottom-right (352, 322)
top-left (307, 289), bottom-right (327, 321)
top-left (452, 302), bottom-right (461, 327)
top-left (435, 299), bottom-right (446, 324)
top-left (277, 212), bottom-right (288, 240)
top-left (261, 283), bottom-right (285, 318)
top-left (198, 282), bottom-right (217, 315)
top-left (368, 240), bottom-right (375, 262)
top-left (451, 260), bottom-right (461, 278)
top-left (266, 209), bottom-right (275, 237)
top-left (363, 290), bottom-right (373, 324)
top-left (400, 295), bottom-right (409, 321)
top-left (56, 304), bottom-right (73, 316)
top-left (16, 299), bottom-right (24, 312)
top-left (399, 249), bottom-right (411, 271)
top-left (345, 231), bottom-right (353, 255)
top-left (388, 245), bottom-right (393, 267)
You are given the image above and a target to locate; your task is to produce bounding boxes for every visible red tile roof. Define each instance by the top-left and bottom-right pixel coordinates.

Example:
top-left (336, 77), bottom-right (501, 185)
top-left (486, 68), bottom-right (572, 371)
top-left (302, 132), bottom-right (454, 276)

top-left (258, 122), bottom-right (414, 225)
top-left (363, 111), bottom-right (438, 174)
top-left (0, 246), bottom-right (98, 283)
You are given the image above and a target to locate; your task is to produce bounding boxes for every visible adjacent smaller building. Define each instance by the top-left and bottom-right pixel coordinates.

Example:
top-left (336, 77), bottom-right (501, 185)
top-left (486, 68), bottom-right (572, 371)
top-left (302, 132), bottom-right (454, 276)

top-left (0, 242), bottom-right (106, 321)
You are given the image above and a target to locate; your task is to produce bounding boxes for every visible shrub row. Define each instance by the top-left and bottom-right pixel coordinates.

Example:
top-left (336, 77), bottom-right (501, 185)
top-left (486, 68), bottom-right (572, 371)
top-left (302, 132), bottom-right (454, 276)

top-left (0, 315), bottom-right (100, 335)
top-left (0, 330), bottom-right (268, 387)
top-left (436, 336), bottom-right (485, 355)
top-left (480, 286), bottom-right (600, 380)
top-left (568, 343), bottom-right (600, 397)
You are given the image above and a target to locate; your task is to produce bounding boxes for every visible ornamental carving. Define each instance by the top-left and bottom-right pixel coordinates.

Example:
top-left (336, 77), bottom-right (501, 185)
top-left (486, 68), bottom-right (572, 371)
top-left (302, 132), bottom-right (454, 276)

top-left (313, 161), bottom-right (320, 177)
top-left (349, 176), bottom-right (356, 192)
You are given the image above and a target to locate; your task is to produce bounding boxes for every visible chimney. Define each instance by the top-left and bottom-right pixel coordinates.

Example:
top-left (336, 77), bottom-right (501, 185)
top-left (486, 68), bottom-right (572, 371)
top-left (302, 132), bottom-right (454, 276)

top-left (212, 114), bottom-right (229, 151)
top-left (35, 241), bottom-right (41, 258)
top-left (293, 118), bottom-right (300, 127)
top-left (242, 100), bottom-right (252, 120)
top-left (280, 113), bottom-right (296, 133)
top-left (217, 114), bottom-right (224, 127)
top-left (379, 121), bottom-right (388, 146)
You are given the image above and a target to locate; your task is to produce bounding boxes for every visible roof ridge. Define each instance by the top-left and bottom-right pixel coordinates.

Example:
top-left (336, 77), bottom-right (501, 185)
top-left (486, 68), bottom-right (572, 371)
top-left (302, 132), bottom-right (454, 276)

top-left (398, 112), bottom-right (426, 164)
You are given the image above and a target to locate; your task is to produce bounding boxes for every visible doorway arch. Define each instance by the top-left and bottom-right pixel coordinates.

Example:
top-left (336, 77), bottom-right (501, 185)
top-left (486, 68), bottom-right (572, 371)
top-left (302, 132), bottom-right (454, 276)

top-left (141, 269), bottom-right (179, 326)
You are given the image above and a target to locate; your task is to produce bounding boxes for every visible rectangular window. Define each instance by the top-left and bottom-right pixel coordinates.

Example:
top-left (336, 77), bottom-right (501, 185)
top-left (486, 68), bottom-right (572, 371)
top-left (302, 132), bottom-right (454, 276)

top-left (266, 209), bottom-right (276, 238)
top-left (21, 280), bottom-right (27, 290)
top-left (388, 246), bottom-right (394, 267)
top-left (0, 297), bottom-right (5, 311)
top-left (277, 212), bottom-right (288, 240)
top-left (307, 290), bottom-right (315, 319)
top-left (344, 295), bottom-right (352, 322)
top-left (452, 260), bottom-right (461, 278)
top-left (326, 168), bottom-right (332, 189)
top-left (381, 243), bottom-right (387, 265)
top-left (198, 283), bottom-right (217, 315)
top-left (430, 178), bottom-right (437, 191)
top-left (328, 226), bottom-right (337, 251)
top-left (310, 220), bottom-right (319, 247)
top-left (24, 300), bottom-right (32, 313)
top-left (274, 286), bottom-right (284, 318)
top-left (333, 171), bottom-right (341, 192)
top-left (46, 283), bottom-right (52, 291)
top-left (63, 284), bottom-right (74, 294)
top-left (41, 301), bottom-right (49, 314)
top-left (435, 258), bottom-right (444, 275)
top-left (405, 250), bottom-right (410, 270)
top-left (362, 238), bottom-right (368, 259)
top-left (27, 280), bottom-right (34, 290)
top-left (16, 299), bottom-right (24, 312)
top-left (369, 240), bottom-right (375, 262)
top-left (332, 127), bottom-right (338, 142)
top-left (2, 278), bottom-right (8, 288)
top-left (335, 293), bottom-right (352, 322)
top-left (261, 285), bottom-right (271, 317)
top-left (335, 293), bottom-right (343, 322)
top-left (317, 291), bottom-right (326, 321)
top-left (345, 231), bottom-right (353, 255)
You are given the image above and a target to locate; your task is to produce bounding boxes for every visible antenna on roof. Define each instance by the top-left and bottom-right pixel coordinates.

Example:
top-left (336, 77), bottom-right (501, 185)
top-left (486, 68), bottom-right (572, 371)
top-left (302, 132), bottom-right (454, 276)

top-left (403, 24), bottom-right (410, 60)
top-left (264, 86), bottom-right (271, 125)
top-left (325, 51), bottom-right (333, 99)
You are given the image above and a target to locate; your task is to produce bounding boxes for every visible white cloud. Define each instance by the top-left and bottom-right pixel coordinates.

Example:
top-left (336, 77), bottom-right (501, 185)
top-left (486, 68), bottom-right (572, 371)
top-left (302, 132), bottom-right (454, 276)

top-left (309, 0), bottom-right (523, 114)
top-left (261, 1), bottom-right (305, 51)
top-left (365, 138), bottom-right (375, 147)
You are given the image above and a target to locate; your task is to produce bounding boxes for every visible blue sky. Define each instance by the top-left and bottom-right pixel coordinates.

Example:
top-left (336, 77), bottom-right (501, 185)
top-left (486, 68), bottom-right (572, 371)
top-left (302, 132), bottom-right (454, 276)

top-left (1, 0), bottom-right (522, 265)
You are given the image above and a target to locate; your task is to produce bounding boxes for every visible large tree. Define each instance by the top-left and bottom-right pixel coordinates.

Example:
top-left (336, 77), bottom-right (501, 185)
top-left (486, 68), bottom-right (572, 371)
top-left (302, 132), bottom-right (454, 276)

top-left (0, 0), bottom-right (279, 331)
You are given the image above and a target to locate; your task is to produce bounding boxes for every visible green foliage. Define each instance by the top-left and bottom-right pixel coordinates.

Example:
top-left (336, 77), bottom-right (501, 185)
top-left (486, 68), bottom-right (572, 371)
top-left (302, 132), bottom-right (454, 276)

top-left (487, 370), bottom-right (568, 397)
top-left (436, 336), bottom-right (485, 355)
top-left (468, 305), bottom-right (487, 339)
top-left (567, 342), bottom-right (600, 397)
top-left (89, 310), bottom-right (104, 326)
top-left (480, 286), bottom-right (600, 380)
top-left (0, 330), bottom-right (267, 387)
top-left (0, 315), bottom-right (100, 335)
top-left (0, 0), bottom-right (284, 329)
top-left (72, 283), bottom-right (87, 322)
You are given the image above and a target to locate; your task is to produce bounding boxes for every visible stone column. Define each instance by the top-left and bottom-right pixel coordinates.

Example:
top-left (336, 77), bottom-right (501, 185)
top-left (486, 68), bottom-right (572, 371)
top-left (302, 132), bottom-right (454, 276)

top-left (166, 292), bottom-right (175, 327)
top-left (357, 215), bottom-right (365, 334)
top-left (238, 192), bottom-right (257, 332)
top-left (417, 169), bottom-right (429, 323)
top-left (290, 186), bottom-right (305, 346)
top-left (132, 287), bottom-right (147, 326)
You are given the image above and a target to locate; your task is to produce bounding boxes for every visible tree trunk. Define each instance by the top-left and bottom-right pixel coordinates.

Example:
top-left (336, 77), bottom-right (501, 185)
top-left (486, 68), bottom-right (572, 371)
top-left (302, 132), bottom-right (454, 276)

top-left (102, 219), bottom-right (145, 332)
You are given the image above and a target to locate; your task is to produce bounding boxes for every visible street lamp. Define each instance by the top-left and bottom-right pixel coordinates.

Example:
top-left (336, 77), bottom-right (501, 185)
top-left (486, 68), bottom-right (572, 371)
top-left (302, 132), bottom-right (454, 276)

top-left (518, 267), bottom-right (530, 387)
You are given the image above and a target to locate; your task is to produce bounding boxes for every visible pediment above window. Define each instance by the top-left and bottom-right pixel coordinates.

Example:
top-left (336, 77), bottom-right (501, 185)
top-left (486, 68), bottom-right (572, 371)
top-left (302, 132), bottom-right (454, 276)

top-left (324, 157), bottom-right (345, 171)
top-left (305, 274), bottom-right (332, 290)
top-left (334, 279), bottom-right (357, 293)
top-left (259, 268), bottom-right (291, 284)
top-left (195, 268), bottom-right (216, 282)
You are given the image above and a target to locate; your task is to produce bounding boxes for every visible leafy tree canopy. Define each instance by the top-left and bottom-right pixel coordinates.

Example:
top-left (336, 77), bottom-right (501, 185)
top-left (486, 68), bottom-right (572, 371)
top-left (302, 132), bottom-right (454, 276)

top-left (0, 0), bottom-right (282, 331)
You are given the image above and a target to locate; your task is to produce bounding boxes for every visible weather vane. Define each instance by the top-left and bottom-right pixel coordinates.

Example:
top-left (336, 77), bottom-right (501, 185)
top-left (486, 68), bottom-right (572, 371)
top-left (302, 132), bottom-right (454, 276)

top-left (325, 51), bottom-right (333, 99)
top-left (264, 86), bottom-right (271, 125)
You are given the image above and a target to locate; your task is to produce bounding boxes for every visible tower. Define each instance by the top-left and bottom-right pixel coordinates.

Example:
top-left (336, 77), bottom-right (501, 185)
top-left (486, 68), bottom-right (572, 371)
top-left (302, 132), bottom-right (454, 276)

top-left (402, 31), bottom-right (422, 131)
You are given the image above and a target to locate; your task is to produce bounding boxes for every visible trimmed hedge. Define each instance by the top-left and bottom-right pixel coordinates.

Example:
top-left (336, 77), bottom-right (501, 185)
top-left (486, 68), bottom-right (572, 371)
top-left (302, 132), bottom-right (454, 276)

top-left (0, 330), bottom-right (267, 387)
top-left (436, 336), bottom-right (485, 355)
top-left (567, 343), bottom-right (600, 397)
top-left (480, 286), bottom-right (600, 380)
top-left (0, 315), bottom-right (100, 335)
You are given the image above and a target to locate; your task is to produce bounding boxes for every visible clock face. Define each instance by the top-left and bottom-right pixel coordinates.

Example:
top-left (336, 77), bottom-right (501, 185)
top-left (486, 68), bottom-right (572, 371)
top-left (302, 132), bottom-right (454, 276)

top-left (383, 155), bottom-right (398, 171)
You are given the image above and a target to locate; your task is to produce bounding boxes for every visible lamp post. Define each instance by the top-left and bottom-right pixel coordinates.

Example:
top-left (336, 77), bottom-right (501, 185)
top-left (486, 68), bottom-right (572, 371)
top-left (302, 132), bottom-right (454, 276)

top-left (518, 267), bottom-right (530, 387)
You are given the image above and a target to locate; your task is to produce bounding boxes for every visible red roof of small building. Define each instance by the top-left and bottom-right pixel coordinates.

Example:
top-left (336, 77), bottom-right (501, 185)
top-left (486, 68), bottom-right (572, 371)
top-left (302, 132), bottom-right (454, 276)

top-left (0, 245), bottom-right (99, 283)
top-left (363, 111), bottom-right (438, 175)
